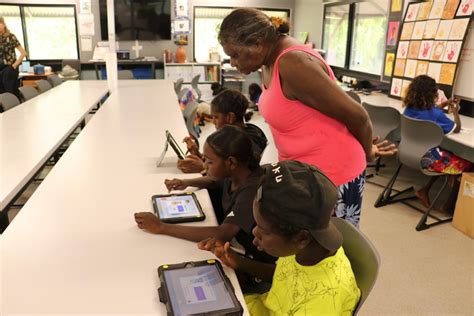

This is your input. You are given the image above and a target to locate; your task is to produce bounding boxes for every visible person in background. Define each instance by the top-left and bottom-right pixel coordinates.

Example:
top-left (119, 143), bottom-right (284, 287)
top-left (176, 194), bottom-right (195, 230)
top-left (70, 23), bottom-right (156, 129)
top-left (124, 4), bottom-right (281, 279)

top-left (217, 8), bottom-right (397, 227)
top-left (0, 17), bottom-right (26, 99)
top-left (403, 75), bottom-right (472, 213)
top-left (248, 83), bottom-right (262, 109)
top-left (199, 161), bottom-right (360, 315)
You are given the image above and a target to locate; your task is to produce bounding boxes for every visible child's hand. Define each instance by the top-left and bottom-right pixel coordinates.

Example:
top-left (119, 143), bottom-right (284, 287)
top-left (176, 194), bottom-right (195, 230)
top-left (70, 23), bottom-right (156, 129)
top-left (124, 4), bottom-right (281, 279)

top-left (198, 238), bottom-right (241, 270)
top-left (164, 178), bottom-right (188, 192)
top-left (371, 136), bottom-right (398, 159)
top-left (449, 101), bottom-right (460, 115)
top-left (134, 212), bottom-right (165, 234)
top-left (183, 136), bottom-right (200, 156)
top-left (177, 155), bottom-right (205, 174)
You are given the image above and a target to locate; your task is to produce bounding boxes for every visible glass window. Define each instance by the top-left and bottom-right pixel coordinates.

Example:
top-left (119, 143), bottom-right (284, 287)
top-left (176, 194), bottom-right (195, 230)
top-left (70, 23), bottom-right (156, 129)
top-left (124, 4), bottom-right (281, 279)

top-left (350, 1), bottom-right (389, 74)
top-left (322, 4), bottom-right (349, 68)
top-left (194, 7), bottom-right (289, 62)
top-left (0, 5), bottom-right (25, 58)
top-left (23, 6), bottom-right (78, 60)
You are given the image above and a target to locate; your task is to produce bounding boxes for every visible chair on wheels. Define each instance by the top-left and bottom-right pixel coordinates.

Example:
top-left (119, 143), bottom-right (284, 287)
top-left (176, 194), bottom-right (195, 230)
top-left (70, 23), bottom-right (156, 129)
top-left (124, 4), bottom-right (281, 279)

top-left (47, 74), bottom-right (63, 87)
top-left (174, 78), bottom-right (184, 95)
top-left (191, 74), bottom-right (202, 102)
top-left (332, 217), bottom-right (380, 315)
top-left (118, 70), bottom-right (134, 79)
top-left (0, 92), bottom-right (20, 112)
top-left (36, 79), bottom-right (52, 93)
top-left (346, 91), bottom-right (361, 103)
top-left (362, 102), bottom-right (401, 176)
top-left (19, 85), bottom-right (39, 101)
top-left (374, 115), bottom-right (451, 231)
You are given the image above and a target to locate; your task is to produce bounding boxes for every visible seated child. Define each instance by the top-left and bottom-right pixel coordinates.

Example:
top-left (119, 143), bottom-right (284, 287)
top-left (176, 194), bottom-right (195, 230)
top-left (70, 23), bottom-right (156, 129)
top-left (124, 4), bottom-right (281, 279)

top-left (403, 75), bottom-right (472, 212)
top-left (178, 89), bottom-right (267, 174)
top-left (135, 125), bottom-right (271, 262)
top-left (199, 160), bottom-right (361, 315)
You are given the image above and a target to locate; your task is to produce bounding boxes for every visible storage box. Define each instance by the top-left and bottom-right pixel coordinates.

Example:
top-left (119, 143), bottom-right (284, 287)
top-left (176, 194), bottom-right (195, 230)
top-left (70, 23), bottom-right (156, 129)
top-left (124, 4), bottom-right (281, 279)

top-left (452, 172), bottom-right (474, 239)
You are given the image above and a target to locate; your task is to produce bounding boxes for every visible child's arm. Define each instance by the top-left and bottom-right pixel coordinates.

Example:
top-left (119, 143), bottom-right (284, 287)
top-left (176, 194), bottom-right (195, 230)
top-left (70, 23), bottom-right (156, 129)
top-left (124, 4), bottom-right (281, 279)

top-left (198, 238), bottom-right (276, 282)
top-left (134, 212), bottom-right (240, 242)
top-left (451, 102), bottom-right (462, 133)
top-left (165, 175), bottom-right (216, 191)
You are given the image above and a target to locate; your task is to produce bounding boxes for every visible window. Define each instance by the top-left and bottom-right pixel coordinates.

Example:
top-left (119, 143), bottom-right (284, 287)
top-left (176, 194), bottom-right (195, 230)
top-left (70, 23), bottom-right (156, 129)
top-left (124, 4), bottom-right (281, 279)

top-left (194, 7), bottom-right (290, 62)
top-left (322, 4), bottom-right (349, 68)
top-left (350, 1), bottom-right (389, 74)
top-left (0, 4), bottom-right (78, 60)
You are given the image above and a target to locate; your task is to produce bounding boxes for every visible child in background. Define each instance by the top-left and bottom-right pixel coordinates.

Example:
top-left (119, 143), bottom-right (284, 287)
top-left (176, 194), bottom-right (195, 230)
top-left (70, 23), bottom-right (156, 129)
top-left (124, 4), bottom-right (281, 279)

top-left (199, 160), bottom-right (360, 315)
top-left (403, 75), bottom-right (472, 212)
top-left (135, 125), bottom-right (272, 262)
top-left (178, 89), bottom-right (267, 174)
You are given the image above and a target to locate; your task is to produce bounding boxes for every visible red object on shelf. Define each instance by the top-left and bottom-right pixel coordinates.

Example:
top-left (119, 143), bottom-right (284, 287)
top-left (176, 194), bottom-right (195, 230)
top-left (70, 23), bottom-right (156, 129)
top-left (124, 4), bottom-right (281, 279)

top-left (175, 46), bottom-right (186, 63)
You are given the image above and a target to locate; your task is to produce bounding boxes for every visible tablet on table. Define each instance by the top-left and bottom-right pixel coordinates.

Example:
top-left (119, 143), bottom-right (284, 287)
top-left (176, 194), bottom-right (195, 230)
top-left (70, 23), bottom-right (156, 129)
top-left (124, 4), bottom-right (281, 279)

top-left (152, 192), bottom-right (205, 223)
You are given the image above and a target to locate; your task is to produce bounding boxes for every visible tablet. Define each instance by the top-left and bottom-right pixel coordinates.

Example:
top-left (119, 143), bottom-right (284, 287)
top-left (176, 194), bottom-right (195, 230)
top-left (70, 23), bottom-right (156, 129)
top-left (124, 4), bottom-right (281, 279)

top-left (166, 130), bottom-right (186, 160)
top-left (152, 193), bottom-right (205, 223)
top-left (158, 260), bottom-right (243, 316)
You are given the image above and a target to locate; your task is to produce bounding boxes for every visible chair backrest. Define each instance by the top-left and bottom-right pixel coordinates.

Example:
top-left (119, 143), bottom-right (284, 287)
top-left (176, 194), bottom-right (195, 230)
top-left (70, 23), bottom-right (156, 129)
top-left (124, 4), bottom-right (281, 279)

top-left (177, 87), bottom-right (190, 102)
top-left (36, 79), bottom-right (52, 93)
top-left (117, 70), bottom-right (134, 79)
top-left (185, 106), bottom-right (199, 140)
top-left (399, 115), bottom-right (444, 170)
top-left (347, 91), bottom-right (361, 103)
top-left (191, 74), bottom-right (202, 100)
top-left (182, 100), bottom-right (199, 121)
top-left (19, 85), bottom-right (39, 101)
top-left (61, 59), bottom-right (81, 72)
top-left (0, 92), bottom-right (20, 112)
top-left (47, 74), bottom-right (63, 87)
top-left (174, 78), bottom-right (184, 95)
top-left (332, 217), bottom-right (381, 315)
top-left (362, 102), bottom-right (401, 140)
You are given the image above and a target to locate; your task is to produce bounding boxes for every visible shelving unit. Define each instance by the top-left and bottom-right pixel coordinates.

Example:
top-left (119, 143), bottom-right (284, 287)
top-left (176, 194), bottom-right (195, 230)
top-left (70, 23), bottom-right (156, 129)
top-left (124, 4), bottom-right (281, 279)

top-left (163, 59), bottom-right (221, 84)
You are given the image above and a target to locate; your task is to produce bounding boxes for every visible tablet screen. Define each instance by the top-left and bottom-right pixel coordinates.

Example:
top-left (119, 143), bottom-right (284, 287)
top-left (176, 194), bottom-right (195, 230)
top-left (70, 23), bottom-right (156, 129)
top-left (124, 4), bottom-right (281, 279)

top-left (154, 195), bottom-right (201, 219)
top-left (163, 265), bottom-right (237, 315)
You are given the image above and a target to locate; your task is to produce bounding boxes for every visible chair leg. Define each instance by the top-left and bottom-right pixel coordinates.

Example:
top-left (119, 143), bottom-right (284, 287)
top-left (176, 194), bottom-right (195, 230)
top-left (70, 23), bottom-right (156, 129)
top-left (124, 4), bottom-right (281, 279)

top-left (416, 176), bottom-right (452, 231)
top-left (374, 163), bottom-right (415, 207)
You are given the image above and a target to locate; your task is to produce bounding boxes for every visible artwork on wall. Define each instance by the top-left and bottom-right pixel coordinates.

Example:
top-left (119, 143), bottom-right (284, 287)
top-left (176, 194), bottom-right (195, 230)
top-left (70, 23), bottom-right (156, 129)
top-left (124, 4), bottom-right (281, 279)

top-left (387, 21), bottom-right (401, 46)
top-left (424, 19), bottom-right (441, 38)
top-left (382, 0), bottom-right (406, 83)
top-left (408, 41), bottom-right (422, 58)
top-left (385, 53), bottom-right (395, 76)
top-left (457, 0), bottom-right (473, 16)
top-left (443, 0), bottom-right (461, 18)
top-left (429, 0), bottom-right (448, 19)
top-left (418, 2), bottom-right (433, 20)
top-left (443, 41), bottom-right (463, 62)
top-left (431, 41), bottom-right (447, 60)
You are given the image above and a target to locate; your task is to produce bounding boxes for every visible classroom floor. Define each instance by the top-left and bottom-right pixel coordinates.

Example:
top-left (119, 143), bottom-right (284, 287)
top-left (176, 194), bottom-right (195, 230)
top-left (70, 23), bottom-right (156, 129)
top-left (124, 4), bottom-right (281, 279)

top-left (8, 110), bottom-right (473, 315)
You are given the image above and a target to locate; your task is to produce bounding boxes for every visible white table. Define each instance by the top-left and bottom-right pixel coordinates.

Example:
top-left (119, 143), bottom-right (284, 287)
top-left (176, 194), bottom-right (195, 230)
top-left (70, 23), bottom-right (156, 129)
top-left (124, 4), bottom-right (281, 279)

top-left (0, 80), bottom-right (109, 212)
top-left (1, 80), bottom-right (249, 315)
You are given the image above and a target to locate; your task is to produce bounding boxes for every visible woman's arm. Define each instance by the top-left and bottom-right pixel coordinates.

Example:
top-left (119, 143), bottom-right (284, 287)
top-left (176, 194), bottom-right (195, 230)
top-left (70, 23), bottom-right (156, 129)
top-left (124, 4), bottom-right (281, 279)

top-left (12, 44), bottom-right (27, 69)
top-left (278, 51), bottom-right (375, 161)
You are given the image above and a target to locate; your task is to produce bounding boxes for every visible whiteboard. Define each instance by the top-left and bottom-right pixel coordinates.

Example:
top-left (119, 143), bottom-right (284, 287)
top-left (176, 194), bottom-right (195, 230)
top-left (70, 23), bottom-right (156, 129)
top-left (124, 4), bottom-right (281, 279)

top-left (454, 23), bottom-right (474, 101)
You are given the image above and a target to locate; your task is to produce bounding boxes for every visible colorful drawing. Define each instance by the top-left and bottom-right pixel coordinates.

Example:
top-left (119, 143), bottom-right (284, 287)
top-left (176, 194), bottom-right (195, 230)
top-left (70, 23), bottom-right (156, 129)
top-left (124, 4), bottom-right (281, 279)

top-left (412, 21), bottom-right (427, 40)
top-left (387, 21), bottom-right (400, 46)
top-left (408, 41), bottom-right (421, 59)
top-left (443, 41), bottom-right (463, 62)
top-left (427, 62), bottom-right (442, 82)
top-left (394, 59), bottom-right (407, 76)
top-left (401, 80), bottom-right (412, 98)
top-left (431, 41), bottom-right (447, 61)
top-left (404, 59), bottom-right (418, 78)
top-left (429, 0), bottom-right (448, 19)
top-left (449, 18), bottom-right (470, 40)
top-left (442, 0), bottom-right (461, 18)
top-left (416, 61), bottom-right (430, 76)
top-left (457, 0), bottom-right (473, 16)
top-left (406, 3), bottom-right (421, 21)
top-left (418, 2), bottom-right (433, 20)
top-left (392, 0), bottom-right (403, 12)
top-left (391, 78), bottom-right (403, 96)
top-left (418, 41), bottom-right (434, 59)
top-left (384, 53), bottom-right (395, 77)
top-left (397, 41), bottom-right (409, 58)
top-left (439, 63), bottom-right (457, 85)
top-left (424, 20), bottom-right (440, 39)
top-left (400, 22), bottom-right (415, 40)
top-left (435, 20), bottom-right (454, 39)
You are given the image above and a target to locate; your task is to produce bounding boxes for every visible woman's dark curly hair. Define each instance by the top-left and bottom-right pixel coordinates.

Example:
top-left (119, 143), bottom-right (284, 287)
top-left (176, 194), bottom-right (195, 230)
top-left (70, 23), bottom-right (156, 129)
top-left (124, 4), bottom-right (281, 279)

top-left (403, 75), bottom-right (438, 110)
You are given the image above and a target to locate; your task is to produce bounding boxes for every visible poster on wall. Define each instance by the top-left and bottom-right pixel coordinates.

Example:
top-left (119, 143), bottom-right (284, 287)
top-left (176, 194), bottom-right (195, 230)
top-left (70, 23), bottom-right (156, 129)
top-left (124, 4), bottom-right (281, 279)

top-left (382, 0), bottom-right (405, 82)
top-left (388, 0), bottom-right (473, 99)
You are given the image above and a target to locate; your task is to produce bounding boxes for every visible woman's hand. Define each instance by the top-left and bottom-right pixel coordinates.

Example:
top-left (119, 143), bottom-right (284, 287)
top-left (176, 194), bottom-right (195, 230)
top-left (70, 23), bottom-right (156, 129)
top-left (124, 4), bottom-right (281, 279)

top-left (198, 238), bottom-right (241, 270)
top-left (370, 136), bottom-right (398, 161)
top-left (164, 178), bottom-right (189, 192)
top-left (177, 155), bottom-right (205, 173)
top-left (183, 136), bottom-right (200, 156)
top-left (134, 212), bottom-right (165, 234)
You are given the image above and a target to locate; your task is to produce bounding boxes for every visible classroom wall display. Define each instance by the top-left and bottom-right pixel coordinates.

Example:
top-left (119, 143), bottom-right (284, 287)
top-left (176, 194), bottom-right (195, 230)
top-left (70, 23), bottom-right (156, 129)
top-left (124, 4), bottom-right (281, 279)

top-left (387, 21), bottom-right (401, 45)
top-left (385, 53), bottom-right (395, 76)
top-left (401, 79), bottom-right (412, 98)
top-left (389, 0), bottom-right (473, 99)
top-left (382, 0), bottom-right (406, 83)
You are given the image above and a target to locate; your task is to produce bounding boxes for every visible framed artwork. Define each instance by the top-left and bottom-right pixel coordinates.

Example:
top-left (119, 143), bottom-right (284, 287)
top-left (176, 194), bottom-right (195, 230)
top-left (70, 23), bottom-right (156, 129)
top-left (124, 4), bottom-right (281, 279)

top-left (404, 59), bottom-right (418, 78)
top-left (412, 21), bottom-right (427, 40)
top-left (443, 41), bottom-right (463, 62)
top-left (427, 62), bottom-right (442, 81)
top-left (424, 19), bottom-right (440, 39)
top-left (406, 3), bottom-right (421, 21)
top-left (401, 22), bottom-right (415, 40)
top-left (449, 18), bottom-right (470, 39)
top-left (418, 2), bottom-right (433, 20)
top-left (418, 40), bottom-right (434, 59)
top-left (392, 0), bottom-right (403, 12)
top-left (387, 21), bottom-right (401, 46)
top-left (431, 41), bottom-right (447, 61)
top-left (401, 80), bottom-right (412, 98)
top-left (394, 59), bottom-right (407, 76)
top-left (457, 0), bottom-right (473, 16)
top-left (385, 53), bottom-right (396, 76)
top-left (408, 41), bottom-right (422, 58)
top-left (439, 63), bottom-right (457, 84)
top-left (397, 41), bottom-right (410, 58)
top-left (416, 60), bottom-right (430, 76)
top-left (391, 78), bottom-right (403, 96)
top-left (442, 0), bottom-right (461, 18)
top-left (429, 0), bottom-right (448, 19)
top-left (435, 20), bottom-right (454, 39)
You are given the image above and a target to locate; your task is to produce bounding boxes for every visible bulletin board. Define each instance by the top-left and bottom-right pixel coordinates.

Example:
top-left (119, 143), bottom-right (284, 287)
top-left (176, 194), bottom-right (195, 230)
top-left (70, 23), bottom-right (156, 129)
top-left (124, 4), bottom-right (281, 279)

top-left (389, 0), bottom-right (473, 99)
top-left (382, 0), bottom-right (405, 82)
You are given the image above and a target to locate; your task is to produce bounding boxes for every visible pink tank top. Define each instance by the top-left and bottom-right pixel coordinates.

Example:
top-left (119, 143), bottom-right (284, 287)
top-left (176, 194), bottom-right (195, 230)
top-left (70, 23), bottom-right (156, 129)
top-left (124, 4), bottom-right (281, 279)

top-left (259, 46), bottom-right (366, 186)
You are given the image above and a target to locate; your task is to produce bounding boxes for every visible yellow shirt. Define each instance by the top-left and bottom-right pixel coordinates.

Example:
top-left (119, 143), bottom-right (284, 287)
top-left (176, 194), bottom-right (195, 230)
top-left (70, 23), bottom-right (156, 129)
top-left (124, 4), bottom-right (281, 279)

top-left (245, 247), bottom-right (360, 316)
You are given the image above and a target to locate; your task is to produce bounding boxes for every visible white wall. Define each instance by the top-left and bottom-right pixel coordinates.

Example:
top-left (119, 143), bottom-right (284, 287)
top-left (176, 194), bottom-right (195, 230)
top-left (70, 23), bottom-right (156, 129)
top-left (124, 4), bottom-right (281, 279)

top-left (293, 0), bottom-right (323, 48)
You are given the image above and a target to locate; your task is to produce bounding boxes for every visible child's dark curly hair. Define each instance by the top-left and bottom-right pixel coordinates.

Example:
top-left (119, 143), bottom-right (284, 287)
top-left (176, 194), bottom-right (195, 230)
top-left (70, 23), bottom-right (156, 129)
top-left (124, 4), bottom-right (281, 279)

top-left (403, 75), bottom-right (438, 110)
top-left (211, 89), bottom-right (249, 122)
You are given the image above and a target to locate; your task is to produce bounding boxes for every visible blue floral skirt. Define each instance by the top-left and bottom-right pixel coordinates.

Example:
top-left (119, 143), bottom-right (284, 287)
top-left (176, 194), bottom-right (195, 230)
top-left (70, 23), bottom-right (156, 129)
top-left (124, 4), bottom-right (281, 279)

top-left (333, 171), bottom-right (365, 228)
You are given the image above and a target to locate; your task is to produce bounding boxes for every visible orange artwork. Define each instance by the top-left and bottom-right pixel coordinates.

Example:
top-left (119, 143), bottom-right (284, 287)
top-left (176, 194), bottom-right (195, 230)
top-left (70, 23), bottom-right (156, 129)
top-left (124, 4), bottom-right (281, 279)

top-left (431, 41), bottom-right (447, 61)
top-left (408, 41), bottom-right (421, 59)
top-left (443, 0), bottom-right (461, 18)
top-left (394, 59), bottom-right (407, 77)
top-left (401, 23), bottom-right (415, 40)
top-left (418, 2), bottom-right (433, 20)
top-left (439, 63), bottom-right (457, 85)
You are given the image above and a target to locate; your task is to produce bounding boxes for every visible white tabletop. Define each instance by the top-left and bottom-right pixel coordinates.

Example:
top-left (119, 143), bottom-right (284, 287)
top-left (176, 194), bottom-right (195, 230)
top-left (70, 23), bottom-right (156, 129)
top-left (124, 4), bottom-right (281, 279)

top-left (1, 80), bottom-right (248, 315)
top-left (0, 81), bottom-right (109, 210)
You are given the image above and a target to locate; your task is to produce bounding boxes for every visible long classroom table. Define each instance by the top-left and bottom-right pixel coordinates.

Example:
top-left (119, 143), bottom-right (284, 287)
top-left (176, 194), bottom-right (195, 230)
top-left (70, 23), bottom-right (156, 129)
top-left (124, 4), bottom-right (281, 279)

top-left (1, 80), bottom-right (249, 315)
top-left (1, 80), bottom-right (109, 212)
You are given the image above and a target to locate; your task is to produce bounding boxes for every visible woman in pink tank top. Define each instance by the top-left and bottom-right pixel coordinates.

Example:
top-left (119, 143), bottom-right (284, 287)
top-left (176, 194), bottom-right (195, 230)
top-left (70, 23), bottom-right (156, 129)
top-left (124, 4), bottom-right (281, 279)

top-left (218, 8), bottom-right (396, 227)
